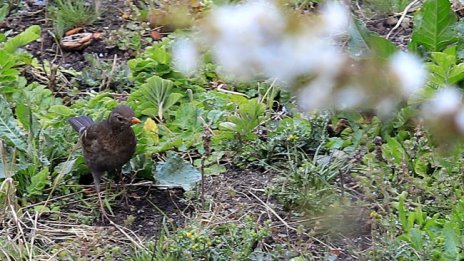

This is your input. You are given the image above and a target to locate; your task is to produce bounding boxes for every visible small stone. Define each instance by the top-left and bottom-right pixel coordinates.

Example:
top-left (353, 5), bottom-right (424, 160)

top-left (401, 17), bottom-right (411, 29)
top-left (386, 16), bottom-right (398, 26)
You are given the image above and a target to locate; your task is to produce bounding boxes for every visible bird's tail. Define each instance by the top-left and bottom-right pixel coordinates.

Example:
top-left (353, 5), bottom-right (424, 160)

top-left (68, 116), bottom-right (94, 134)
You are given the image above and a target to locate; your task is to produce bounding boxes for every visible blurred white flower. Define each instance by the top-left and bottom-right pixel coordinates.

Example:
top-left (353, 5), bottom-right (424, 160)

top-left (423, 87), bottom-right (462, 116)
top-left (297, 75), bottom-right (335, 111)
top-left (203, 0), bottom-right (348, 82)
top-left (320, 1), bottom-right (351, 35)
top-left (375, 98), bottom-right (397, 116)
top-left (172, 37), bottom-right (200, 76)
top-left (335, 87), bottom-right (364, 109)
top-left (208, 0), bottom-right (284, 79)
top-left (389, 52), bottom-right (426, 96)
top-left (455, 108), bottom-right (464, 133)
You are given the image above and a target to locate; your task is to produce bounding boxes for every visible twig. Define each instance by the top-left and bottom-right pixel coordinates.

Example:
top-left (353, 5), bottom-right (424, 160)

top-left (247, 191), bottom-right (296, 231)
top-left (386, 0), bottom-right (422, 39)
top-left (216, 84), bottom-right (249, 98)
top-left (108, 219), bottom-right (146, 250)
top-left (27, 211), bottom-right (39, 261)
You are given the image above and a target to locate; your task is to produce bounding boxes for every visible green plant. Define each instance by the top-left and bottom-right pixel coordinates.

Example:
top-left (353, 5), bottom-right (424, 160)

top-left (48, 0), bottom-right (97, 38)
top-left (217, 98), bottom-right (266, 149)
top-left (409, 0), bottom-right (458, 53)
top-left (77, 54), bottom-right (133, 91)
top-left (129, 75), bottom-right (183, 121)
top-left (135, 217), bottom-right (271, 261)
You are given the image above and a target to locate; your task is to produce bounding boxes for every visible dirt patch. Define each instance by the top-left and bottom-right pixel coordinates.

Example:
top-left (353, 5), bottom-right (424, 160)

top-left (111, 186), bottom-right (190, 238)
top-left (201, 167), bottom-right (372, 259)
top-left (4, 0), bottom-right (151, 72)
top-left (365, 16), bottom-right (413, 50)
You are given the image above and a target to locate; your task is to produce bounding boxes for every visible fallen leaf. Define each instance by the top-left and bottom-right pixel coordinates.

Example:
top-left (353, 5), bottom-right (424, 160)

top-left (150, 31), bottom-right (162, 40)
top-left (65, 27), bottom-right (83, 36)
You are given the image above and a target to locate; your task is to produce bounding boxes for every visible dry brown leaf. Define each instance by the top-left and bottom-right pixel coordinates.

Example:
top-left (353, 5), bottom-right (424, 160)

top-left (64, 27), bottom-right (83, 36)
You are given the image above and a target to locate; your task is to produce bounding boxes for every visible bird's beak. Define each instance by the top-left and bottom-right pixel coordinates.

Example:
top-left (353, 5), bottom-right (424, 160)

top-left (130, 117), bottom-right (141, 124)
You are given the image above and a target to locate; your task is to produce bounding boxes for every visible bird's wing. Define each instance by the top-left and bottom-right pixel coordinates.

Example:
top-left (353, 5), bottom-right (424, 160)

top-left (68, 116), bottom-right (94, 135)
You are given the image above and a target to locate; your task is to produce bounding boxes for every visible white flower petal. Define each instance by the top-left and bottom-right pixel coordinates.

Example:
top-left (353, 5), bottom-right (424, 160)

top-left (172, 38), bottom-right (200, 75)
top-left (390, 52), bottom-right (426, 96)
top-left (321, 1), bottom-right (351, 35)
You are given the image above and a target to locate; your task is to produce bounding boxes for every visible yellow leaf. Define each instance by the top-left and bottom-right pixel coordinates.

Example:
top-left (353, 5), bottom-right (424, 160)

top-left (143, 118), bottom-right (159, 144)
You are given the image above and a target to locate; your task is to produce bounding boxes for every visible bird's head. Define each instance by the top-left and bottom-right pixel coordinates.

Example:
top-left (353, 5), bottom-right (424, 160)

top-left (108, 105), bottom-right (141, 129)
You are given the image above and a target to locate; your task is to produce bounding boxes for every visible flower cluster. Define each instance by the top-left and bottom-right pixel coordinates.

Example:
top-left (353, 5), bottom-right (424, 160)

top-left (173, 0), bottom-right (427, 115)
top-left (421, 87), bottom-right (464, 142)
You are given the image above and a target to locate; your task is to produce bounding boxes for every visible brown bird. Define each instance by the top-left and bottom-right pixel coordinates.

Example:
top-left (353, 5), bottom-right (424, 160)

top-left (68, 105), bottom-right (141, 218)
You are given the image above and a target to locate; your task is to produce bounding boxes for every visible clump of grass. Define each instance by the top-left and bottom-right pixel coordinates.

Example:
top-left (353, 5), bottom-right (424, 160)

top-left (48, 0), bottom-right (98, 39)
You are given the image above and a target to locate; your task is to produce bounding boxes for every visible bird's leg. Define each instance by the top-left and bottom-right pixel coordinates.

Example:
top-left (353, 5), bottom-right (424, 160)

top-left (92, 171), bottom-right (112, 222)
top-left (117, 167), bottom-right (129, 206)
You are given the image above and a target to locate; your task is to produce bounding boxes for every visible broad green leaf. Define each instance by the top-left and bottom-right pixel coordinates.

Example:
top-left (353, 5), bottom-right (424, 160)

top-left (3, 25), bottom-right (41, 53)
top-left (409, 0), bottom-right (458, 52)
top-left (154, 152), bottom-right (201, 191)
top-left (443, 223), bottom-right (459, 259)
top-left (173, 103), bottom-right (203, 132)
top-left (129, 75), bottom-right (183, 120)
top-left (219, 122), bottom-right (237, 131)
top-left (348, 20), bottom-right (398, 60)
top-left (0, 96), bottom-right (27, 151)
top-left (448, 63), bottom-right (464, 83)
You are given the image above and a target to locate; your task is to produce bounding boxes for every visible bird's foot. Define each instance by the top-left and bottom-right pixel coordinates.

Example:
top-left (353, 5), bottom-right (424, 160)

top-left (118, 187), bottom-right (130, 207)
top-left (97, 191), bottom-right (114, 224)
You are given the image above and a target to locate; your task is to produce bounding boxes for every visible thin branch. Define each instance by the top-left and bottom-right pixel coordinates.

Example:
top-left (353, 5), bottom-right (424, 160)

top-left (386, 0), bottom-right (422, 39)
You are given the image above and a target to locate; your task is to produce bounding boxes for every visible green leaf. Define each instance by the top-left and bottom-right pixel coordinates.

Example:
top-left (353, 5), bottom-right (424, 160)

top-left (3, 25), bottom-right (41, 53)
top-left (15, 103), bottom-right (37, 135)
top-left (414, 156), bottom-right (430, 177)
top-left (348, 20), bottom-right (398, 60)
top-left (409, 0), bottom-right (458, 52)
top-left (54, 159), bottom-right (76, 175)
top-left (443, 223), bottom-right (459, 259)
top-left (398, 197), bottom-right (408, 232)
top-left (173, 103), bottom-right (203, 132)
top-left (129, 75), bottom-right (183, 120)
top-left (49, 105), bottom-right (73, 116)
top-left (382, 136), bottom-right (407, 165)
top-left (0, 4), bottom-right (9, 23)
top-left (409, 228), bottom-right (424, 251)
top-left (27, 167), bottom-right (49, 197)
top-left (154, 152), bottom-right (201, 191)
top-left (0, 96), bottom-right (27, 151)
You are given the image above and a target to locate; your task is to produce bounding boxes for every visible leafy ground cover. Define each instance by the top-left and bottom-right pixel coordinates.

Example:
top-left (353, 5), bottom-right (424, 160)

top-left (2, 0), bottom-right (464, 260)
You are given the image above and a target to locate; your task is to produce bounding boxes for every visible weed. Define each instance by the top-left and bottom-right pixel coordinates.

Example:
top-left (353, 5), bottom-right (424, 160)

top-left (48, 0), bottom-right (97, 39)
top-left (132, 217), bottom-right (271, 261)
